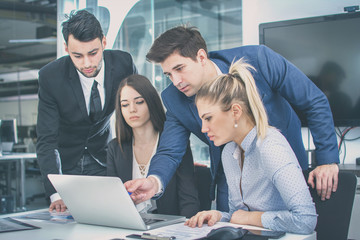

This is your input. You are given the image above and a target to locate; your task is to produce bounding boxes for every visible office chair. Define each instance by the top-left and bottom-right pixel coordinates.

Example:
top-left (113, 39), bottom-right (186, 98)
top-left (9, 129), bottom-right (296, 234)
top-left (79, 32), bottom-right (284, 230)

top-left (194, 165), bottom-right (212, 211)
top-left (303, 170), bottom-right (357, 240)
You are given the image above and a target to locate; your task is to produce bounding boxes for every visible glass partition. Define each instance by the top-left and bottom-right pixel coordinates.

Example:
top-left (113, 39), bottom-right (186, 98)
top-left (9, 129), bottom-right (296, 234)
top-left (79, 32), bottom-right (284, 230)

top-left (57, 0), bottom-right (242, 165)
top-left (0, 1), bottom-right (57, 152)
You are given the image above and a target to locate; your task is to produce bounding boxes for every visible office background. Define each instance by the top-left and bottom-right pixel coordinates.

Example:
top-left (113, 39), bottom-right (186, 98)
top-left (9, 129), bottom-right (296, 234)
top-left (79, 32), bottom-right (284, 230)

top-left (1, 0), bottom-right (360, 165)
top-left (243, 0), bottom-right (360, 166)
top-left (0, 1), bottom-right (359, 238)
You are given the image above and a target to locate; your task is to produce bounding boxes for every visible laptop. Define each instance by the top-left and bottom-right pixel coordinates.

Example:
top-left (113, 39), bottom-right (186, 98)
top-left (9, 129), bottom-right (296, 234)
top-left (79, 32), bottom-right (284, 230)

top-left (47, 174), bottom-right (186, 230)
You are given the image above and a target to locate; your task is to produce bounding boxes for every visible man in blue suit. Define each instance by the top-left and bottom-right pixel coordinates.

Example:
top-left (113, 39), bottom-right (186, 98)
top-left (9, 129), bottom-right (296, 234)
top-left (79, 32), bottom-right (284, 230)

top-left (125, 26), bottom-right (339, 211)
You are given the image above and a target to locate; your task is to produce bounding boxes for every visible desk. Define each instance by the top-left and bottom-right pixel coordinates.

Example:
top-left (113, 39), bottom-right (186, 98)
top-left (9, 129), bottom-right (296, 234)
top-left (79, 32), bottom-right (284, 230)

top-left (0, 153), bottom-right (37, 210)
top-left (0, 209), bottom-right (316, 240)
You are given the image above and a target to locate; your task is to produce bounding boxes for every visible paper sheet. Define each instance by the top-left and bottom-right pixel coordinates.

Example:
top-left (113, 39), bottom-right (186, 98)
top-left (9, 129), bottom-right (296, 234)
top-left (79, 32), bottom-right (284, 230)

top-left (0, 217), bottom-right (40, 233)
top-left (17, 210), bottom-right (75, 224)
top-left (146, 221), bottom-right (266, 240)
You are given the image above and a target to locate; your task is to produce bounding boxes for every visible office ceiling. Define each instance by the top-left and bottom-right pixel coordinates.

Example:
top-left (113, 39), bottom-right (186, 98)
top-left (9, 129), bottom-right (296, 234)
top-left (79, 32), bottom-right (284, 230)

top-left (0, 0), bottom-right (57, 97)
top-left (0, 0), bottom-right (57, 76)
top-left (0, 0), bottom-right (241, 98)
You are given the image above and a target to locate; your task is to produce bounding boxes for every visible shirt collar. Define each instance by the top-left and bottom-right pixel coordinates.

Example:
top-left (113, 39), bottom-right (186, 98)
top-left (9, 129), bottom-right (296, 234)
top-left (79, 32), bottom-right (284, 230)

top-left (211, 60), bottom-right (223, 76)
top-left (241, 127), bottom-right (257, 152)
top-left (233, 126), bottom-right (257, 159)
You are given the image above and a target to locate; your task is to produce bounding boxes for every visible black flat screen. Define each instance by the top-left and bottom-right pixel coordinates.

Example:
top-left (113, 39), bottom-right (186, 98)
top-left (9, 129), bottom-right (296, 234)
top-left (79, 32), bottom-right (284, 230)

top-left (259, 12), bottom-right (360, 126)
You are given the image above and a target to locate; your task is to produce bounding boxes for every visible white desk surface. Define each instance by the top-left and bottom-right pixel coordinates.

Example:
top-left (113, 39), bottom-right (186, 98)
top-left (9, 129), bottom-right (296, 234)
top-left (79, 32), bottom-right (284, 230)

top-left (0, 209), bottom-right (316, 240)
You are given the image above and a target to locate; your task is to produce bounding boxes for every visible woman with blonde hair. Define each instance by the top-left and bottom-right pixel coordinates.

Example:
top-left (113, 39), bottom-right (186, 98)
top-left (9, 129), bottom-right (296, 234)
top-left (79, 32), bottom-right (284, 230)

top-left (186, 59), bottom-right (317, 234)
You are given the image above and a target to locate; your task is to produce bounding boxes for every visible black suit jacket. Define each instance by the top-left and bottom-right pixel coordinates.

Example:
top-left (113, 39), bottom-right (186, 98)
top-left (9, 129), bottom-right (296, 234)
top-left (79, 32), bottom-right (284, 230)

top-left (36, 50), bottom-right (137, 197)
top-left (106, 138), bottom-right (199, 218)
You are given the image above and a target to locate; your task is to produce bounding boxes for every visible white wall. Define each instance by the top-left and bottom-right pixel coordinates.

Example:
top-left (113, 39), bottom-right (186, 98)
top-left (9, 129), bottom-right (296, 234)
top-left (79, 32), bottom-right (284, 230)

top-left (242, 0), bottom-right (360, 164)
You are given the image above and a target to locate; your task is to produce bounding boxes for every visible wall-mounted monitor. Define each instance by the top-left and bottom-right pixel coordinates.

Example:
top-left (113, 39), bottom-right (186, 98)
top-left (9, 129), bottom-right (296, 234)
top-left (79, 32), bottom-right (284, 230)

top-left (259, 11), bottom-right (360, 127)
top-left (0, 119), bottom-right (18, 153)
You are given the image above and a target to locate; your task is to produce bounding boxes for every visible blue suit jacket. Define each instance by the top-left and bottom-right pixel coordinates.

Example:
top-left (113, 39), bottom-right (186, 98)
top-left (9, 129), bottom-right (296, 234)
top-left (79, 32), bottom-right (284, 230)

top-left (149, 45), bottom-right (339, 211)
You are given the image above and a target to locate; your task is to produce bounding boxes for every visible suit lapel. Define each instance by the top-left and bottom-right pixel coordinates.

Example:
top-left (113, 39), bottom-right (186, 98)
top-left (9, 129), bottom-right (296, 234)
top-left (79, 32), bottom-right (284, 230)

top-left (68, 52), bottom-right (112, 123)
top-left (188, 97), bottom-right (209, 143)
top-left (118, 142), bottom-right (133, 182)
top-left (103, 51), bottom-right (113, 114)
top-left (68, 63), bottom-right (90, 122)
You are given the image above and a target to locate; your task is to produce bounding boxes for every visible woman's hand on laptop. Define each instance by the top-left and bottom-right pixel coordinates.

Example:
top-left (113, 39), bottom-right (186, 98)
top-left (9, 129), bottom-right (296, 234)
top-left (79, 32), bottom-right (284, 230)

top-left (49, 199), bottom-right (67, 212)
top-left (124, 177), bottom-right (158, 204)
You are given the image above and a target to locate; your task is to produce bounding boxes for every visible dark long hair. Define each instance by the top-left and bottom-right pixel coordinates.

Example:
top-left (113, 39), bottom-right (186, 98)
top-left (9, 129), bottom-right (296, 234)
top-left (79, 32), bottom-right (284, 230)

top-left (115, 74), bottom-right (165, 151)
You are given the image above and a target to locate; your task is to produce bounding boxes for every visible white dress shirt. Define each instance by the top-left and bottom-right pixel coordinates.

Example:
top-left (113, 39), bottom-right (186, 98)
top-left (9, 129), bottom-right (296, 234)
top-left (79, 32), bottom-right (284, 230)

top-left (50, 60), bottom-right (106, 203)
top-left (78, 60), bottom-right (106, 114)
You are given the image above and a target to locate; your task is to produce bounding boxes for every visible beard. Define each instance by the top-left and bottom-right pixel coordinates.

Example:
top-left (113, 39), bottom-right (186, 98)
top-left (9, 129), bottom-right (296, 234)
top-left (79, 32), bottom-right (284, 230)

top-left (78, 60), bottom-right (103, 78)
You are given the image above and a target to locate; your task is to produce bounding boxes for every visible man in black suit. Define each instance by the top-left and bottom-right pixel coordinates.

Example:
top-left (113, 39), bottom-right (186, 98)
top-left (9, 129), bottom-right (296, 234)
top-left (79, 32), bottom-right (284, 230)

top-left (36, 10), bottom-right (137, 212)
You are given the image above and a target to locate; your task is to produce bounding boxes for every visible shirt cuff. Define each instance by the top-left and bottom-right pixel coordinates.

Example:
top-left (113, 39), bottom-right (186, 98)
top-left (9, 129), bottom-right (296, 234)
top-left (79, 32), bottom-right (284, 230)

top-left (50, 192), bottom-right (61, 203)
top-left (148, 174), bottom-right (163, 197)
top-left (220, 211), bottom-right (231, 222)
top-left (260, 211), bottom-right (273, 229)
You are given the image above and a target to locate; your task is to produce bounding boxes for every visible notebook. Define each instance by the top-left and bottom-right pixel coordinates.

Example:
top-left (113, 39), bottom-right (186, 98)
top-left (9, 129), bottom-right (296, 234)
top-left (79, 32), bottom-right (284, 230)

top-left (47, 174), bottom-right (186, 230)
top-left (0, 217), bottom-right (40, 233)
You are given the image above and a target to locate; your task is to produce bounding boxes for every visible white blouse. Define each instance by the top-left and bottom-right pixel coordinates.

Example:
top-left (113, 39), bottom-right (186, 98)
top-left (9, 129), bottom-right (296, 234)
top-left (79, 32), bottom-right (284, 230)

top-left (132, 133), bottom-right (159, 213)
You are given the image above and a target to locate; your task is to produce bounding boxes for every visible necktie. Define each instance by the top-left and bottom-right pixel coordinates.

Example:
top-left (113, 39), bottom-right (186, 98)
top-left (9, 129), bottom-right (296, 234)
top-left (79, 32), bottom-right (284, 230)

top-left (89, 80), bottom-right (102, 122)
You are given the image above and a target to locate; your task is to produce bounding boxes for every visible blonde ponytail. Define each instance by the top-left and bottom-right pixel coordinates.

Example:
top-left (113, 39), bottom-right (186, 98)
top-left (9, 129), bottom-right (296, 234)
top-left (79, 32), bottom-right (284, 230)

top-left (229, 59), bottom-right (268, 139)
top-left (196, 58), bottom-right (269, 139)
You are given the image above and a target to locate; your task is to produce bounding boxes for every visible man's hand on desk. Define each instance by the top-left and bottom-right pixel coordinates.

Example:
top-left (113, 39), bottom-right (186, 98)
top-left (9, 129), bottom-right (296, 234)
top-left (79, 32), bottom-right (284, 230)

top-left (49, 199), bottom-right (67, 212)
top-left (307, 163), bottom-right (339, 201)
top-left (124, 176), bottom-right (158, 204)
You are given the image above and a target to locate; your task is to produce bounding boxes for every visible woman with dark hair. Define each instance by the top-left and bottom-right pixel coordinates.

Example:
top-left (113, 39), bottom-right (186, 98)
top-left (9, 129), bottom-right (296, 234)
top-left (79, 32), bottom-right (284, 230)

top-left (107, 74), bottom-right (199, 218)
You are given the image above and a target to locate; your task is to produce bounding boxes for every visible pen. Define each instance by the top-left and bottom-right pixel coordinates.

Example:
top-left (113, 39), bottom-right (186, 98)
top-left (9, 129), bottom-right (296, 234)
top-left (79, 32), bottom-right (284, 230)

top-left (126, 233), bottom-right (175, 240)
top-left (141, 233), bottom-right (176, 240)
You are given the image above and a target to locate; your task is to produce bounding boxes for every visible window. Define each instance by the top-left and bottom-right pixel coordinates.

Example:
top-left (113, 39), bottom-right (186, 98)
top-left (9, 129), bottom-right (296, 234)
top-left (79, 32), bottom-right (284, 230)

top-left (58, 0), bottom-right (242, 165)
